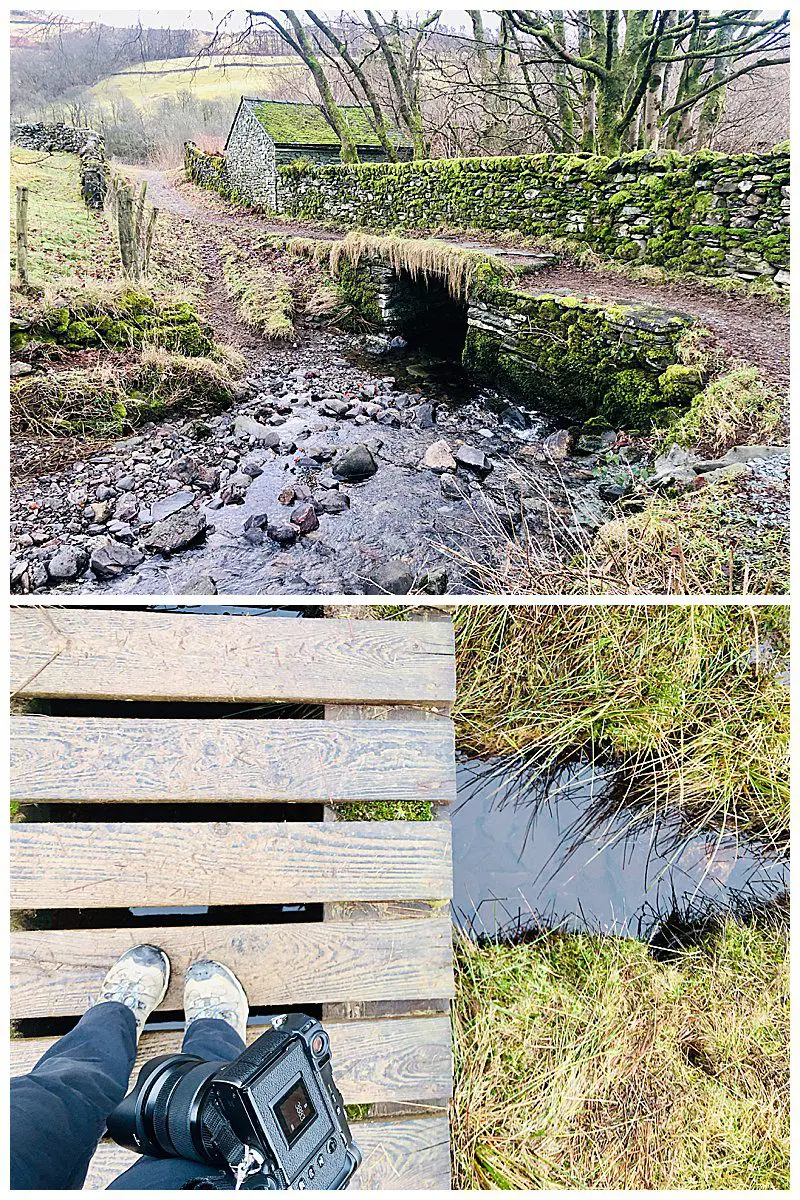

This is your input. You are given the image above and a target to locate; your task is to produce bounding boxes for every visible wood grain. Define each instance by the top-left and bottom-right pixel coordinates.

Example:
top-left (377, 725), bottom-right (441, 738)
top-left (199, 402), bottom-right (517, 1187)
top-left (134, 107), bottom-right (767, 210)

top-left (10, 609), bottom-right (456, 704)
top-left (11, 1014), bottom-right (453, 1102)
top-left (11, 821), bottom-right (453, 908)
top-left (11, 918), bottom-right (455, 1018)
top-left (84, 1116), bottom-right (451, 1190)
top-left (11, 715), bottom-right (456, 804)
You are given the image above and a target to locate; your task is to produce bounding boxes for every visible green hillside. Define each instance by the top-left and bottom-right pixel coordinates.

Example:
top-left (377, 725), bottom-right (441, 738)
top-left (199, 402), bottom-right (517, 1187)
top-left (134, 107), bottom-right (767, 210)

top-left (91, 54), bottom-right (307, 108)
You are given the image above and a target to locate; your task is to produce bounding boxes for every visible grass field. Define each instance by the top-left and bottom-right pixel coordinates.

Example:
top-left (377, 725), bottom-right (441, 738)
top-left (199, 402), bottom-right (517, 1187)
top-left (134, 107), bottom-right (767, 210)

top-left (90, 54), bottom-right (306, 108)
top-left (453, 908), bottom-right (788, 1189)
top-left (10, 149), bottom-right (117, 284)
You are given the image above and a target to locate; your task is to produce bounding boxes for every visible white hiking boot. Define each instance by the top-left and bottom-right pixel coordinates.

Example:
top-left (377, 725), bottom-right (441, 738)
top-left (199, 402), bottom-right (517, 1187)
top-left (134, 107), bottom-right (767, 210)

top-left (184, 959), bottom-right (249, 1041)
top-left (96, 944), bottom-right (170, 1039)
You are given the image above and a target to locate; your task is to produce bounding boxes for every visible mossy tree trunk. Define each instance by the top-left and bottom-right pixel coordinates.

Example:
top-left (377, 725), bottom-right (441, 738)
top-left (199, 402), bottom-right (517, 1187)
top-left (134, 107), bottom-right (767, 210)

top-left (256, 10), bottom-right (360, 164)
top-left (305, 11), bottom-right (399, 162)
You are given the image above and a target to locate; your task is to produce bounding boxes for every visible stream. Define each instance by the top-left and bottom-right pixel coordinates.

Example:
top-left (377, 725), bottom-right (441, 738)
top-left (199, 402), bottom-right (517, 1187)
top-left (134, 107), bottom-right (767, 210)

top-left (12, 328), bottom-right (615, 597)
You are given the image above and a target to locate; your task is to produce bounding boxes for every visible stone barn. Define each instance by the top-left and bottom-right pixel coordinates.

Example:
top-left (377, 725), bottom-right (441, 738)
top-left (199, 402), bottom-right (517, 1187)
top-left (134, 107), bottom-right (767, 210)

top-left (223, 97), bottom-right (410, 209)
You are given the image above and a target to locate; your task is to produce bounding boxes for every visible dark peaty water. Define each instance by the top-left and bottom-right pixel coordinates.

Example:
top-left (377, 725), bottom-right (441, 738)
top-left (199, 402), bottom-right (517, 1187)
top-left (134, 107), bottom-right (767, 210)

top-left (453, 756), bottom-right (788, 939)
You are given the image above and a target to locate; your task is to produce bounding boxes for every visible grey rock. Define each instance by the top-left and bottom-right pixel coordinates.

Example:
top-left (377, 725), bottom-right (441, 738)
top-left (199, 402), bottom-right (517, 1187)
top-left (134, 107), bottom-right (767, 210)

top-left (182, 573), bottom-right (218, 595)
top-left (320, 398), bottom-right (350, 417)
top-left (267, 521), bottom-right (299, 547)
top-left (440, 473), bottom-right (463, 499)
top-left (314, 492), bottom-right (350, 516)
top-left (115, 475), bottom-right (136, 493)
top-left (414, 401), bottom-right (436, 429)
top-left (90, 539), bottom-right (145, 579)
top-left (649, 444), bottom-right (697, 489)
top-left (144, 509), bottom-right (207, 554)
top-left (114, 492), bottom-right (139, 522)
top-left (234, 415), bottom-right (281, 446)
top-left (10, 361), bottom-right (33, 378)
top-left (365, 561), bottom-right (415, 595)
top-left (454, 444), bottom-right (492, 477)
top-left (47, 545), bottom-right (88, 580)
top-left (333, 444), bottom-right (378, 482)
top-left (149, 491), bottom-right (194, 522)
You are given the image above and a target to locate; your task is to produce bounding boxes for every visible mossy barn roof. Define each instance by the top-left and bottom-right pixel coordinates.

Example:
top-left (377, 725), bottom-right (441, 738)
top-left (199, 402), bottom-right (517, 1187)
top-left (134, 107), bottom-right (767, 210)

top-left (232, 97), bottom-right (403, 149)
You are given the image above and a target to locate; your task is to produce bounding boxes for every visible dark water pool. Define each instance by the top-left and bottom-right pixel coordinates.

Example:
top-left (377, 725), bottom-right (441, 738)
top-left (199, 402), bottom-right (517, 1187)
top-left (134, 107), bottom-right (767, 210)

top-left (453, 756), bottom-right (788, 939)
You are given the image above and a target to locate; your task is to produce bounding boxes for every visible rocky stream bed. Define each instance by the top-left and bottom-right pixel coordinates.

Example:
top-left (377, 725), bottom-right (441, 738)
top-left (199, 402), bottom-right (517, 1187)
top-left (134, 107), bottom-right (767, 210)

top-left (11, 329), bottom-right (621, 596)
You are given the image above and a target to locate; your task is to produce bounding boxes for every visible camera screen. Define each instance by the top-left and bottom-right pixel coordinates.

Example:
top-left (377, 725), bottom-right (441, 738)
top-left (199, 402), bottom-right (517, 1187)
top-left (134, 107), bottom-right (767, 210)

top-left (274, 1078), bottom-right (316, 1146)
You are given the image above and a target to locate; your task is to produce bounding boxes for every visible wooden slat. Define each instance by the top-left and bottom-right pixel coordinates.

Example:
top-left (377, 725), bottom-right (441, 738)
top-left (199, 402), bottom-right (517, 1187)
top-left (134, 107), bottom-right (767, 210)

top-left (11, 918), bottom-right (455, 1018)
top-left (84, 1116), bottom-right (451, 1190)
top-left (11, 715), bottom-right (456, 804)
top-left (10, 609), bottom-right (456, 704)
top-left (11, 1014), bottom-right (453, 1102)
top-left (11, 821), bottom-right (453, 908)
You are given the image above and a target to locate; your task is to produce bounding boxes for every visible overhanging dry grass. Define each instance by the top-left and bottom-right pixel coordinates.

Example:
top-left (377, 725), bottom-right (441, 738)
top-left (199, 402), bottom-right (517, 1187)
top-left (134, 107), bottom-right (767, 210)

top-left (289, 230), bottom-right (510, 299)
top-left (452, 604), bottom-right (789, 851)
top-left (452, 911), bottom-right (788, 1189)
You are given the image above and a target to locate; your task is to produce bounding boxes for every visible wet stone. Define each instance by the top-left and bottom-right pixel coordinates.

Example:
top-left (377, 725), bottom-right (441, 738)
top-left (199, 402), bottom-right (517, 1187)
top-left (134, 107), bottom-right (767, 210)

top-left (333, 444), bottom-right (378, 482)
top-left (290, 502), bottom-right (320, 533)
top-left (144, 509), bottom-right (207, 554)
top-left (90, 539), bottom-right (145, 579)
top-left (365, 561), bottom-right (415, 595)
top-left (454, 444), bottom-right (492, 477)
top-left (149, 491), bottom-right (194, 523)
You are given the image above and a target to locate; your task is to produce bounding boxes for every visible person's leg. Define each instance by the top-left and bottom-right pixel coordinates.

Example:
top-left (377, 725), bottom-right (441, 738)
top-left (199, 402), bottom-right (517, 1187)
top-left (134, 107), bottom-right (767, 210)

top-left (10, 945), bottom-right (169, 1191)
top-left (109, 959), bottom-right (249, 1191)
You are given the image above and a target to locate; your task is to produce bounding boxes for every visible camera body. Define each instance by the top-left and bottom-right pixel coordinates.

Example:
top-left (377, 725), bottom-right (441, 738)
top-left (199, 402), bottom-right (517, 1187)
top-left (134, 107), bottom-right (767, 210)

top-left (107, 1013), bottom-right (361, 1190)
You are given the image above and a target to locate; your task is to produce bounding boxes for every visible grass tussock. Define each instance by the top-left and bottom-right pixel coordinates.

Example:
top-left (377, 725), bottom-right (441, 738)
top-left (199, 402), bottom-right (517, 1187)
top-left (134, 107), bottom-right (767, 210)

top-left (452, 604), bottom-right (789, 850)
top-left (452, 912), bottom-right (789, 1189)
top-left (659, 366), bottom-right (784, 458)
top-left (290, 230), bottom-right (510, 299)
top-left (587, 480), bottom-right (789, 596)
top-left (222, 245), bottom-right (295, 338)
top-left (12, 344), bottom-right (241, 440)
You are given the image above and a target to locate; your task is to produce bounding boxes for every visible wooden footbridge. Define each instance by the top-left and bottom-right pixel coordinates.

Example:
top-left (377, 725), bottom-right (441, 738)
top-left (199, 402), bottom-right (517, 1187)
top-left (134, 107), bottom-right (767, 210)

top-left (10, 606), bottom-right (457, 1189)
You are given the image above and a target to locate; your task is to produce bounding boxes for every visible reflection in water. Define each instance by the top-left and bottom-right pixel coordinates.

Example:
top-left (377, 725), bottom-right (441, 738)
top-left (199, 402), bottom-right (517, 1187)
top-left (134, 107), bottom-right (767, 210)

top-left (453, 756), bottom-right (789, 939)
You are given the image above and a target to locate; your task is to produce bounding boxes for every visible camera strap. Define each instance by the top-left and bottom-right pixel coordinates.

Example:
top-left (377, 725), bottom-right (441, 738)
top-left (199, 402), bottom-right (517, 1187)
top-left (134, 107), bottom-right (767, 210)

top-left (202, 1104), bottom-right (265, 1189)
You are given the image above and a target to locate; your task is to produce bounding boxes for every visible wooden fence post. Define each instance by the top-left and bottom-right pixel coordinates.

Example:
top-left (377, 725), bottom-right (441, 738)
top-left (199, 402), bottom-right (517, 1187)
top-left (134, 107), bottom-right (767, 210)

top-left (116, 185), bottom-right (137, 281)
top-left (15, 186), bottom-right (29, 286)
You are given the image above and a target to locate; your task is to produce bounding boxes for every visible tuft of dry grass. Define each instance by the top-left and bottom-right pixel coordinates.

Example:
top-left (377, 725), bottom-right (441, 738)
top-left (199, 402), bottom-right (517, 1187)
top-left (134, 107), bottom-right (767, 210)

top-left (658, 366), bottom-right (785, 458)
top-left (452, 910), bottom-right (788, 1189)
top-left (221, 244), bottom-right (295, 338)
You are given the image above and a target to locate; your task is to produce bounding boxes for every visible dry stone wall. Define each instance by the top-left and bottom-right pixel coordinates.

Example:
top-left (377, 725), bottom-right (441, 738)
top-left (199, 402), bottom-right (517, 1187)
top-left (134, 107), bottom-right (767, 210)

top-left (278, 148), bottom-right (789, 284)
top-left (11, 121), bottom-right (108, 209)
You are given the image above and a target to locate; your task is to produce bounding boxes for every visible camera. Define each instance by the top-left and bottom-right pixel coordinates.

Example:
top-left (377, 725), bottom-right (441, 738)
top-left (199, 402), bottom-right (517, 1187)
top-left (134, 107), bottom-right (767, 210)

top-left (106, 1013), bottom-right (361, 1190)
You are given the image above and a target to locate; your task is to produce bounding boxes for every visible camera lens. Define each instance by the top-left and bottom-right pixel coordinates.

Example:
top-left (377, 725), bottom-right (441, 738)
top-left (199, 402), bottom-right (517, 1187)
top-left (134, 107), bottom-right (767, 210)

top-left (107, 1054), bottom-right (225, 1166)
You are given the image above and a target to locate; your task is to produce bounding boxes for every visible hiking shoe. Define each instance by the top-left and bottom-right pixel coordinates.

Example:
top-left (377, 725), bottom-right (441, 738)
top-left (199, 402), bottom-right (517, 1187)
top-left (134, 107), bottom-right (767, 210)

top-left (184, 959), bottom-right (249, 1041)
top-left (96, 944), bottom-right (170, 1039)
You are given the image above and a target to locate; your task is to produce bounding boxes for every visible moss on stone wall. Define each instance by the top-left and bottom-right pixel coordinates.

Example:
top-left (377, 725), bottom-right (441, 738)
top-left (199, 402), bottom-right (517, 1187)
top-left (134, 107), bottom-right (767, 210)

top-left (278, 147), bottom-right (789, 283)
top-left (19, 289), bottom-right (215, 357)
top-left (333, 259), bottom-right (382, 325)
top-left (463, 287), bottom-right (703, 428)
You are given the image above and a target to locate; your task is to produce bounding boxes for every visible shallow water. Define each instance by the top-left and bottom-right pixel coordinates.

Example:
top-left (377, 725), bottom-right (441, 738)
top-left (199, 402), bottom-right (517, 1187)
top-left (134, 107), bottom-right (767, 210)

top-left (453, 756), bottom-right (789, 939)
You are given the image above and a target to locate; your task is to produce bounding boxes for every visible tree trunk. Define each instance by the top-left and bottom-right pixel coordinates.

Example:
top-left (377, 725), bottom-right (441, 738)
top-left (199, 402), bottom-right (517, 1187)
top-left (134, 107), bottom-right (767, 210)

top-left (306, 11), bottom-right (399, 161)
